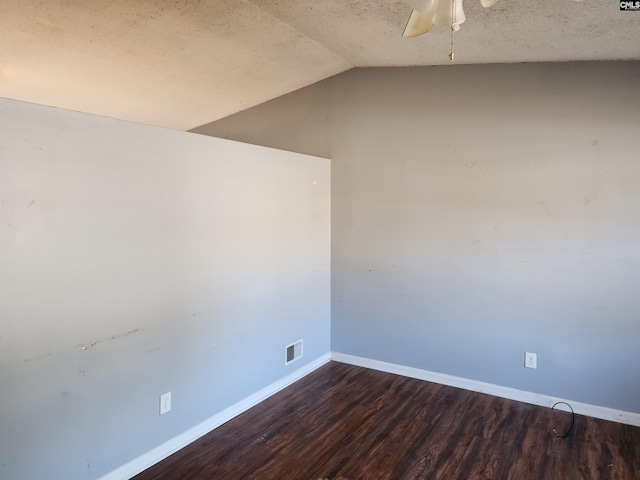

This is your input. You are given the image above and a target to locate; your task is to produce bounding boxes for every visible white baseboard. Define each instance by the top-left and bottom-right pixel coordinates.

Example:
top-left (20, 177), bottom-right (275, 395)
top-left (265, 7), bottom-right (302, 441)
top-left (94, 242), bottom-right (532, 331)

top-left (331, 352), bottom-right (640, 428)
top-left (100, 352), bottom-right (331, 480)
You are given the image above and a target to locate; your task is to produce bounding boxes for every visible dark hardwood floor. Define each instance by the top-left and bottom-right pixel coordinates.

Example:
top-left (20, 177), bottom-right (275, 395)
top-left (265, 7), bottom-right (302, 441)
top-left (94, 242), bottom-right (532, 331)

top-left (133, 362), bottom-right (640, 480)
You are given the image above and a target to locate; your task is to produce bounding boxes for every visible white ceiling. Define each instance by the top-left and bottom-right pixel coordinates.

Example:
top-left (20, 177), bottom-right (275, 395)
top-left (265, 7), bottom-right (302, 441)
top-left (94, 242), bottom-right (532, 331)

top-left (2, 0), bottom-right (639, 130)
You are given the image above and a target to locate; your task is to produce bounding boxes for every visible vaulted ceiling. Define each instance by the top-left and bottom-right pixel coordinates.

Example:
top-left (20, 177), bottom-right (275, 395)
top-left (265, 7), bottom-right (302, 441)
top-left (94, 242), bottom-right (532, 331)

top-left (2, 0), bottom-right (639, 130)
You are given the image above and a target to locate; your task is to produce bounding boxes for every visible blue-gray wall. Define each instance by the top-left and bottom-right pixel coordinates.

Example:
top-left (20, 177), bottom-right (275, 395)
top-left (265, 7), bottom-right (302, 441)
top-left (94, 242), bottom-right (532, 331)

top-left (0, 98), bottom-right (330, 479)
top-left (194, 62), bottom-right (640, 414)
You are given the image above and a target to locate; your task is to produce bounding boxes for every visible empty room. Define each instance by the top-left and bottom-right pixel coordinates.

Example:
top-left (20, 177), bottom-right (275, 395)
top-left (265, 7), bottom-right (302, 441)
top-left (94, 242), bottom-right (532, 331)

top-left (1, 1), bottom-right (639, 479)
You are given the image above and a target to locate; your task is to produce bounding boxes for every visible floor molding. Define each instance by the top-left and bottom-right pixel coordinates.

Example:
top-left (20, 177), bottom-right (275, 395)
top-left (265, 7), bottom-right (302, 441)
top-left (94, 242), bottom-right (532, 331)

top-left (331, 352), bottom-right (640, 428)
top-left (100, 353), bottom-right (331, 480)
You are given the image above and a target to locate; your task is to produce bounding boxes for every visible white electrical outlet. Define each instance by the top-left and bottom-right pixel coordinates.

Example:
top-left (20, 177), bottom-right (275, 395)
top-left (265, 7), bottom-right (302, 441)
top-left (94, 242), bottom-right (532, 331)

top-left (160, 392), bottom-right (171, 414)
top-left (524, 352), bottom-right (537, 369)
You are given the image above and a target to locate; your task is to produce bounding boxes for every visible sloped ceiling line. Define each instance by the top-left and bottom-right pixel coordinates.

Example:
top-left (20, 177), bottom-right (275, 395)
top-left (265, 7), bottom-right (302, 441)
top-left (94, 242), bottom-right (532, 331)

top-left (245, 0), bottom-right (354, 68)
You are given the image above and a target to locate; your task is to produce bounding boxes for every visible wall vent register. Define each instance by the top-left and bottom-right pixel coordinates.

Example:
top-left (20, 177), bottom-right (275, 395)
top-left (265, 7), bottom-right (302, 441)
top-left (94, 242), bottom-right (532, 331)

top-left (285, 339), bottom-right (303, 365)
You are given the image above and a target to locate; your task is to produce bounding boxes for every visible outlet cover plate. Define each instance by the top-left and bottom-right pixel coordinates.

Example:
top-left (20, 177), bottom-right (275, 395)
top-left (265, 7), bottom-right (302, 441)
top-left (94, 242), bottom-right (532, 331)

top-left (160, 392), bottom-right (171, 414)
top-left (525, 352), bottom-right (537, 369)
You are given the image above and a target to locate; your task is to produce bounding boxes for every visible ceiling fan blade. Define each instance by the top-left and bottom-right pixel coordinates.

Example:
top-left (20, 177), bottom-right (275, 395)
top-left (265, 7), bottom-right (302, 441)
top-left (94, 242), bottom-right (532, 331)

top-left (480, 0), bottom-right (499, 7)
top-left (402, 9), bottom-right (435, 37)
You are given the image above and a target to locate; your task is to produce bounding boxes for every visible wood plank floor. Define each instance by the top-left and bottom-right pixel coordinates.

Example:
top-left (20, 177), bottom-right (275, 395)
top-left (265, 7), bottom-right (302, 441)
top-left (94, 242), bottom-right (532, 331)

top-left (133, 362), bottom-right (640, 480)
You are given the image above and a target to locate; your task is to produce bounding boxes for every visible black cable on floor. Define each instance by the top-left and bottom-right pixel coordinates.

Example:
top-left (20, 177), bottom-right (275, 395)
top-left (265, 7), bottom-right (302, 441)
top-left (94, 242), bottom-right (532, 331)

top-left (551, 401), bottom-right (575, 438)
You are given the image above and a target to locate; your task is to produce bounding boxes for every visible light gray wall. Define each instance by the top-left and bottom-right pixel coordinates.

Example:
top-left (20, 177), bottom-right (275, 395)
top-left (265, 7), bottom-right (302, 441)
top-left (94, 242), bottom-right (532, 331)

top-left (0, 98), bottom-right (330, 479)
top-left (191, 80), bottom-right (334, 159)
top-left (195, 62), bottom-right (640, 414)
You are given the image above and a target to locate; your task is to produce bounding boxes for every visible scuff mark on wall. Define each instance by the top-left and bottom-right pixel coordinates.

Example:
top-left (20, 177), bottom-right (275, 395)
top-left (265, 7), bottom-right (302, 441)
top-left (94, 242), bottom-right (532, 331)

top-left (23, 352), bottom-right (53, 363)
top-left (80, 327), bottom-right (141, 350)
top-left (536, 200), bottom-right (554, 218)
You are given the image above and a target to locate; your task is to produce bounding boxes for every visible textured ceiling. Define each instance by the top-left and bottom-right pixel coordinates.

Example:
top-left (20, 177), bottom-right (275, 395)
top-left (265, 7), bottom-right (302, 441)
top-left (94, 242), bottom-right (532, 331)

top-left (1, 0), bottom-right (639, 130)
